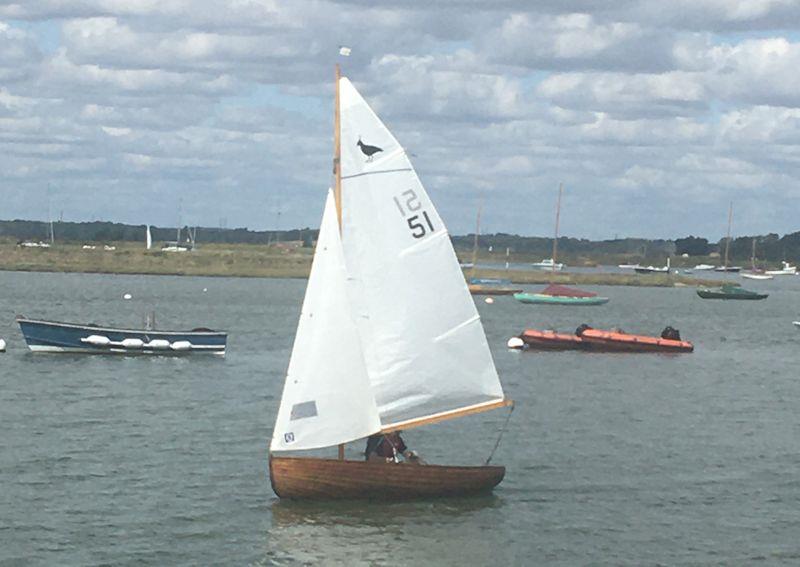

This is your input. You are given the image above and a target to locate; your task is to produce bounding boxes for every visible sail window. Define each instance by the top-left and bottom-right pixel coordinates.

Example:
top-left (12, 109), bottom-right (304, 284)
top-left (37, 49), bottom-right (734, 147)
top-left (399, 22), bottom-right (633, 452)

top-left (290, 401), bottom-right (318, 421)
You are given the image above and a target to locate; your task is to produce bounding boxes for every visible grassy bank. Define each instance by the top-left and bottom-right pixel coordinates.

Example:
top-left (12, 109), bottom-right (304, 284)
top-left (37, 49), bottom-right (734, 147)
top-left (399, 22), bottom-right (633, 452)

top-left (0, 240), bottom-right (723, 287)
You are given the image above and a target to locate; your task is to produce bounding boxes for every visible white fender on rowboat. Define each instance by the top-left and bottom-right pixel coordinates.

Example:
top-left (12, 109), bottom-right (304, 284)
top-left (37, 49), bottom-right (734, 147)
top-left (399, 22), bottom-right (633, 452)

top-left (81, 335), bottom-right (111, 346)
top-left (507, 336), bottom-right (524, 349)
top-left (121, 338), bottom-right (144, 348)
top-left (170, 341), bottom-right (192, 351)
top-left (146, 339), bottom-right (170, 349)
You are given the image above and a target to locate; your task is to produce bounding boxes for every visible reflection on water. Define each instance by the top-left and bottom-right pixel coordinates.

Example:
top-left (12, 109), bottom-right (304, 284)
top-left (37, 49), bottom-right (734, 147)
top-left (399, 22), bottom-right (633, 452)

top-left (265, 496), bottom-right (505, 566)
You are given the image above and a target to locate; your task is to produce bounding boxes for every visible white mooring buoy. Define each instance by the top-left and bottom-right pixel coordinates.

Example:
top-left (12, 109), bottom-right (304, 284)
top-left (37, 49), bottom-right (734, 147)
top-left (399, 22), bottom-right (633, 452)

top-left (123, 293), bottom-right (132, 300)
top-left (0, 338), bottom-right (6, 352)
top-left (506, 336), bottom-right (524, 350)
top-left (484, 297), bottom-right (494, 304)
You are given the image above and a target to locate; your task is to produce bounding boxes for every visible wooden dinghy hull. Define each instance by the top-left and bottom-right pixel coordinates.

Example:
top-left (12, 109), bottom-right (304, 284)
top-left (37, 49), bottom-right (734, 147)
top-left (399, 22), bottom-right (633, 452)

top-left (269, 456), bottom-right (505, 500)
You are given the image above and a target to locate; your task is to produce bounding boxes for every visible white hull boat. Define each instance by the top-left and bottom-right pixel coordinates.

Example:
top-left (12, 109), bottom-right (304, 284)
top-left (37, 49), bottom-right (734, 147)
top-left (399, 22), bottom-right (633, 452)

top-left (532, 258), bottom-right (564, 271)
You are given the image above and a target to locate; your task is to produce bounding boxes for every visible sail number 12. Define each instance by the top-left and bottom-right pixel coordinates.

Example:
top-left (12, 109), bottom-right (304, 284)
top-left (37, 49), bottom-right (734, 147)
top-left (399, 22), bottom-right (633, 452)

top-left (392, 189), bottom-right (435, 239)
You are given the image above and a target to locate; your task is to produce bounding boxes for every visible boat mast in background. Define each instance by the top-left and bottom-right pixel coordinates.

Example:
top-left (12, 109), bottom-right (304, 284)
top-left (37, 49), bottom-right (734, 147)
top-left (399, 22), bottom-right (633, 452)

top-left (470, 200), bottom-right (482, 280)
top-left (552, 183), bottom-right (563, 278)
top-left (724, 201), bottom-right (733, 269)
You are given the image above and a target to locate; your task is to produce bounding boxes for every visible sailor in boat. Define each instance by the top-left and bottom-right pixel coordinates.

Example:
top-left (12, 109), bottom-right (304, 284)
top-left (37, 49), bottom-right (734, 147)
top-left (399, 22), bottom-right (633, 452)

top-left (364, 432), bottom-right (424, 464)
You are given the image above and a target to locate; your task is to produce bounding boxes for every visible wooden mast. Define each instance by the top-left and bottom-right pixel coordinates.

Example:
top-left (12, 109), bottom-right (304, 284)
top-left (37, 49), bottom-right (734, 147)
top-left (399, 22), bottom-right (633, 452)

top-left (552, 183), bottom-right (563, 277)
top-left (334, 64), bottom-right (343, 229)
top-left (334, 63), bottom-right (345, 461)
top-left (724, 201), bottom-right (732, 269)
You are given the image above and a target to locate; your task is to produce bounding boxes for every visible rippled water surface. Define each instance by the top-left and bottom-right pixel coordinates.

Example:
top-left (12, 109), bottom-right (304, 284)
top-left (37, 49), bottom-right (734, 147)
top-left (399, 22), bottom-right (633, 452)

top-left (2, 271), bottom-right (799, 565)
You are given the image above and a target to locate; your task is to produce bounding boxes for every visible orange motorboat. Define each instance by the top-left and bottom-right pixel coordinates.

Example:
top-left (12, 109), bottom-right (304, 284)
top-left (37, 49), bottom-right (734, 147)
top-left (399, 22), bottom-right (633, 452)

top-left (519, 329), bottom-right (587, 350)
top-left (580, 328), bottom-right (694, 353)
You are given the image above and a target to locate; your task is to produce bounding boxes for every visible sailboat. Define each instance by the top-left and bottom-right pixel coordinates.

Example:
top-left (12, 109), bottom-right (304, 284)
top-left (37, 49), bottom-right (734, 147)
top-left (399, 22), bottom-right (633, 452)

top-left (741, 239), bottom-right (773, 280)
top-left (145, 225), bottom-right (153, 250)
top-left (532, 184), bottom-right (565, 271)
top-left (634, 257), bottom-right (671, 274)
top-left (467, 204), bottom-right (521, 295)
top-left (714, 202), bottom-right (742, 272)
top-left (514, 184), bottom-right (609, 306)
top-left (268, 67), bottom-right (513, 500)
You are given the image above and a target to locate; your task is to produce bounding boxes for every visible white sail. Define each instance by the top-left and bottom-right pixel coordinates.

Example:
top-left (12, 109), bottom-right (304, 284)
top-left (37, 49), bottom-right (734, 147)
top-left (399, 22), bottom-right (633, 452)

top-left (270, 190), bottom-right (381, 452)
top-left (146, 225), bottom-right (152, 250)
top-left (338, 77), bottom-right (506, 430)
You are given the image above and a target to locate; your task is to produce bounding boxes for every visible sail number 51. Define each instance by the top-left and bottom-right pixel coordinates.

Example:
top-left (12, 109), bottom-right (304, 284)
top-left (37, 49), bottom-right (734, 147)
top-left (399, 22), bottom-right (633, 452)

top-left (392, 189), bottom-right (435, 239)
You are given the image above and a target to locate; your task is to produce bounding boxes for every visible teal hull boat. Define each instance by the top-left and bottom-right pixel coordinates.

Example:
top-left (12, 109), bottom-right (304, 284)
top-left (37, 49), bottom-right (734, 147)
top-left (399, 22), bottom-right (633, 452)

top-left (513, 292), bottom-right (609, 306)
top-left (696, 285), bottom-right (767, 300)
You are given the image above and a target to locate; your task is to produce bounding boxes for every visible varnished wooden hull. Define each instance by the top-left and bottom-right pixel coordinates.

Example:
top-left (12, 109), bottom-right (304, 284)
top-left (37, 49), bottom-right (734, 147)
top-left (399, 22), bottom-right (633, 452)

top-left (269, 456), bottom-right (505, 500)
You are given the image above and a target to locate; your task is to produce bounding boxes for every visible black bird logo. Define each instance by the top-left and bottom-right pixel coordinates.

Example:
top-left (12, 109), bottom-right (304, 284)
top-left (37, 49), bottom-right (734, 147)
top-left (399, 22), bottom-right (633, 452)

top-left (357, 137), bottom-right (383, 162)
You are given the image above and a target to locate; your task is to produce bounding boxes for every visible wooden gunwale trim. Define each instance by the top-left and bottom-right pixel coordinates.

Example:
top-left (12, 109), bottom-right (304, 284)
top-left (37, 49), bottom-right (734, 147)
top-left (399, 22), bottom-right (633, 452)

top-left (380, 398), bottom-right (513, 433)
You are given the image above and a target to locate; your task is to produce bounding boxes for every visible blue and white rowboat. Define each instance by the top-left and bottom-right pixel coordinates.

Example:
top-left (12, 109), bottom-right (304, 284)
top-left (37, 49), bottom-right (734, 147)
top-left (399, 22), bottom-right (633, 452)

top-left (16, 316), bottom-right (227, 356)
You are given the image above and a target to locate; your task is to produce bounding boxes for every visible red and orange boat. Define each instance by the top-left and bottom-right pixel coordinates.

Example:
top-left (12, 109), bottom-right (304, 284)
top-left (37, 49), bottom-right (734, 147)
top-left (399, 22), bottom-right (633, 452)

top-left (512, 326), bottom-right (693, 353)
top-left (579, 329), bottom-right (694, 353)
top-left (519, 329), bottom-right (587, 350)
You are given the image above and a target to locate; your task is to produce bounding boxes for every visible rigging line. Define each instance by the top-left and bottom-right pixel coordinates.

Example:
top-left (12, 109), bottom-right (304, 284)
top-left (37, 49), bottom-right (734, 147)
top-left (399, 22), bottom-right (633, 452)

top-left (485, 404), bottom-right (515, 466)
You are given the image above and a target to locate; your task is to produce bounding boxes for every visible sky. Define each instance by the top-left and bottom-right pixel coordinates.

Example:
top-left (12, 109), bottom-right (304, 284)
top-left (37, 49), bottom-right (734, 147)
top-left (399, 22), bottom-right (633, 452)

top-left (1, 1), bottom-right (799, 240)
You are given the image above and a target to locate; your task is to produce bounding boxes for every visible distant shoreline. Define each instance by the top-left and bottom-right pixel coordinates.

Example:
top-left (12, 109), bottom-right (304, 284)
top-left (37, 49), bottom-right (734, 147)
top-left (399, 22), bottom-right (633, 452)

top-left (0, 241), bottom-right (724, 287)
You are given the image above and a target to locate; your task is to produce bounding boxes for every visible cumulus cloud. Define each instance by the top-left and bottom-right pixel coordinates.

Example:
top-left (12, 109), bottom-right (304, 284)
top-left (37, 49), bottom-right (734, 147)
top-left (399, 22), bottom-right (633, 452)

top-left (0, 1), bottom-right (799, 238)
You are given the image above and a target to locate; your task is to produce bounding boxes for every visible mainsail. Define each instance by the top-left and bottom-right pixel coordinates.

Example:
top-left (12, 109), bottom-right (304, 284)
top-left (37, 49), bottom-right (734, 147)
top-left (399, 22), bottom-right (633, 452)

top-left (270, 191), bottom-right (381, 452)
top-left (146, 225), bottom-right (152, 250)
top-left (338, 77), bottom-right (507, 430)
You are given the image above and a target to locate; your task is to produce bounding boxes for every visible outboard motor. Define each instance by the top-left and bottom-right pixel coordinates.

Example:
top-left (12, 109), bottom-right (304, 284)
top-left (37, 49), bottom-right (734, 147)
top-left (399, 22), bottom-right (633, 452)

top-left (575, 323), bottom-right (592, 336)
top-left (661, 326), bottom-right (681, 340)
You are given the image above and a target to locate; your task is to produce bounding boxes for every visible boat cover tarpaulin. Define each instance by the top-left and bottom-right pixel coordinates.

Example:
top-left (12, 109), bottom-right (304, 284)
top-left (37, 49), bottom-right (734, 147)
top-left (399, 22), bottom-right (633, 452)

top-left (540, 284), bottom-right (597, 298)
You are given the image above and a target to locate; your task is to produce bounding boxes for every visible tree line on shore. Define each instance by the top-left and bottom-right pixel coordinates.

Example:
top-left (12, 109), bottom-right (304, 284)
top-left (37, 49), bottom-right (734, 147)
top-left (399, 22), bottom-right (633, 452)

top-left (1, 219), bottom-right (798, 261)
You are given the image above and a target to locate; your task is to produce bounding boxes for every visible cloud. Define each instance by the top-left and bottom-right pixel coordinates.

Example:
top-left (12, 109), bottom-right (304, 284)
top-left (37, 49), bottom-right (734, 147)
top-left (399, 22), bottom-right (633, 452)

top-left (0, 2), bottom-right (799, 239)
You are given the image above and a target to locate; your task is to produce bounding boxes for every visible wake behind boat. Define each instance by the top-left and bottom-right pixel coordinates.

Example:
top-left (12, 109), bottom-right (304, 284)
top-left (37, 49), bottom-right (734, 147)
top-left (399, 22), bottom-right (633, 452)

top-left (16, 316), bottom-right (227, 355)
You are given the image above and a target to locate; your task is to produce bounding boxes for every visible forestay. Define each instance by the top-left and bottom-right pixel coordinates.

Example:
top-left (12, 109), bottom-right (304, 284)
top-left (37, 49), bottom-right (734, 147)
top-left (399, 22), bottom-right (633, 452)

top-left (270, 191), bottom-right (381, 452)
top-left (338, 77), bottom-right (506, 429)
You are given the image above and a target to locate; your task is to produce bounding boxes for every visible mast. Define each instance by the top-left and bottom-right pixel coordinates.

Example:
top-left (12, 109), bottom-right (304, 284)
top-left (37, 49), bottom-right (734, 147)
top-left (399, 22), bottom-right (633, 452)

top-left (724, 201), bottom-right (732, 269)
top-left (751, 238), bottom-right (756, 270)
top-left (470, 201), bottom-right (482, 279)
top-left (334, 64), bottom-right (344, 459)
top-left (552, 183), bottom-right (563, 275)
top-left (334, 64), bottom-right (342, 229)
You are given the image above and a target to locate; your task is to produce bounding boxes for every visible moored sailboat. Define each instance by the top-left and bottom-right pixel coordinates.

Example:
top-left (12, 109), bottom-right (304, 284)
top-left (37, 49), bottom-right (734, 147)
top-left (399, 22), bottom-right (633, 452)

top-left (268, 66), bottom-right (513, 500)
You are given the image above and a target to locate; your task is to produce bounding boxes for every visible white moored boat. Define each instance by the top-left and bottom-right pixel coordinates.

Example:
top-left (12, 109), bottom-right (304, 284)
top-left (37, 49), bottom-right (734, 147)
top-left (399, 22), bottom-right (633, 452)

top-left (532, 258), bottom-right (564, 271)
top-left (765, 261), bottom-right (797, 276)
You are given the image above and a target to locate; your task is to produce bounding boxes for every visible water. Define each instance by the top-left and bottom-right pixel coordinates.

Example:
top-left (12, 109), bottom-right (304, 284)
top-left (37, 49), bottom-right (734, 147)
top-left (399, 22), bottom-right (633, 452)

top-left (2, 271), bottom-right (799, 565)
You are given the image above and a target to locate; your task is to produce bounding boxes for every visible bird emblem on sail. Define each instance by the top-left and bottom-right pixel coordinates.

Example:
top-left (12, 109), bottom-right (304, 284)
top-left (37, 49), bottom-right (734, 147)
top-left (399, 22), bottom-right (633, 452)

top-left (357, 137), bottom-right (383, 162)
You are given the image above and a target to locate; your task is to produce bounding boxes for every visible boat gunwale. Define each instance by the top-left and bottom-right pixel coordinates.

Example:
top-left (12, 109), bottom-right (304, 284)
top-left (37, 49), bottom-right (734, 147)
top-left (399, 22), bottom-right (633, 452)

top-left (16, 316), bottom-right (227, 336)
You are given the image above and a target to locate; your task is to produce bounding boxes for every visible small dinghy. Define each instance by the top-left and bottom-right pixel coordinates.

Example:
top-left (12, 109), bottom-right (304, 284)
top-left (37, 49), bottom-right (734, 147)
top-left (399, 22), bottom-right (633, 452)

top-left (696, 284), bottom-right (767, 300)
top-left (268, 67), bottom-right (513, 501)
top-left (514, 284), bottom-right (609, 306)
top-left (510, 325), bottom-right (693, 353)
